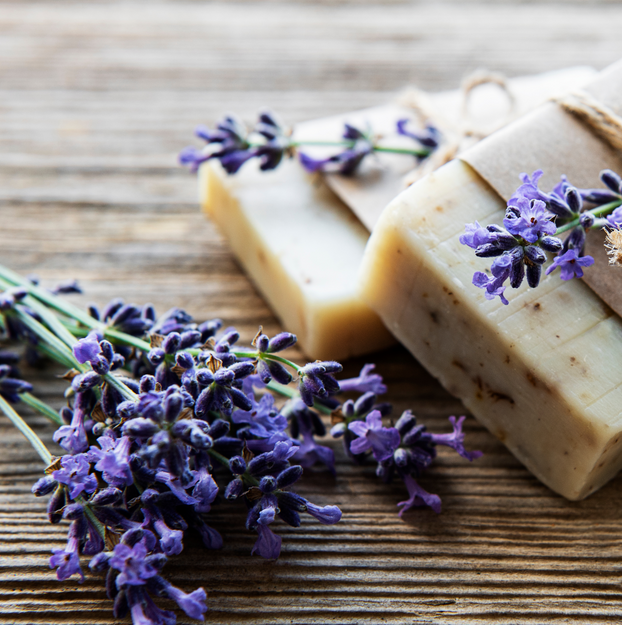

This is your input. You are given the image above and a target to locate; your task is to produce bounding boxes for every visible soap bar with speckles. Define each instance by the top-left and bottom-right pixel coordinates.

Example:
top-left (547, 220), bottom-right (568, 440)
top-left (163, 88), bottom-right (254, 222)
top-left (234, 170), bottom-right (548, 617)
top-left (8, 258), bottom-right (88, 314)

top-left (200, 158), bottom-right (395, 360)
top-left (359, 159), bottom-right (622, 500)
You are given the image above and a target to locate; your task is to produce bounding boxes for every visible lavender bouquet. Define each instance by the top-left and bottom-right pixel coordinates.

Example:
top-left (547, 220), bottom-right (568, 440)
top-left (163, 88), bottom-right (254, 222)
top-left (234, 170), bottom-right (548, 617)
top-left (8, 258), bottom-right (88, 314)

top-left (461, 168), bottom-right (622, 304)
top-left (0, 260), bottom-right (481, 625)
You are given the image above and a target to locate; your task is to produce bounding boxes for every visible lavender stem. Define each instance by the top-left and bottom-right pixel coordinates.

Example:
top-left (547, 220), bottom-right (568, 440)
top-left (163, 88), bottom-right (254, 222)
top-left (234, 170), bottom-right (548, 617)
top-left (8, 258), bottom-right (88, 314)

top-left (0, 394), bottom-right (53, 464)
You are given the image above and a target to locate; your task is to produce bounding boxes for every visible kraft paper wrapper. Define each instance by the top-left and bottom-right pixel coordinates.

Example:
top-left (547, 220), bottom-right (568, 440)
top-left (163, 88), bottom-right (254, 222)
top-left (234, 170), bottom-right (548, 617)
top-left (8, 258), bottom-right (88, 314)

top-left (295, 66), bottom-right (596, 231)
top-left (460, 59), bottom-right (622, 317)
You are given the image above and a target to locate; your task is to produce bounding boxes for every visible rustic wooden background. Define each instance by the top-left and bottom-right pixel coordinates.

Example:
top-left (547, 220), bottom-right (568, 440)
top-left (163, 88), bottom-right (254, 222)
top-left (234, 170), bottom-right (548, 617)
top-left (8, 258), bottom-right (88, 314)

top-left (2, 1), bottom-right (622, 623)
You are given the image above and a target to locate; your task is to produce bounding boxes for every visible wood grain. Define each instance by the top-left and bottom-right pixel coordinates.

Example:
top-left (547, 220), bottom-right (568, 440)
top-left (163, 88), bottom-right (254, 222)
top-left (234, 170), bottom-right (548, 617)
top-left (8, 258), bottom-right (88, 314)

top-left (1, 2), bottom-right (622, 623)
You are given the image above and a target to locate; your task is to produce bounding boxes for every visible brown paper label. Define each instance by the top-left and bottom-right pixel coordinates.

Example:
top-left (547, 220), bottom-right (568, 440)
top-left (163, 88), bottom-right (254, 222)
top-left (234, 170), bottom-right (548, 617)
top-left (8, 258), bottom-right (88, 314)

top-left (460, 59), bottom-right (622, 317)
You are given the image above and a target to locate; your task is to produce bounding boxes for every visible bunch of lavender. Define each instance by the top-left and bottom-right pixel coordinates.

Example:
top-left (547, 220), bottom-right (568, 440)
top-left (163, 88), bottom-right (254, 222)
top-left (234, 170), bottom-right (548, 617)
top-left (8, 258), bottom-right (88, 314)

top-left (0, 263), bottom-right (480, 625)
top-left (461, 169), bottom-right (622, 304)
top-left (179, 111), bottom-right (440, 176)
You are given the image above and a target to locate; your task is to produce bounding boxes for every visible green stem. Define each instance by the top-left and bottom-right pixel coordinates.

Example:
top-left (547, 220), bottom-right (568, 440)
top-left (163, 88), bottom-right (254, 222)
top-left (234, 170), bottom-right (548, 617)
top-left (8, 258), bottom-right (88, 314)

top-left (0, 394), bottom-right (52, 464)
top-left (0, 264), bottom-right (98, 329)
top-left (21, 392), bottom-right (63, 426)
top-left (230, 350), bottom-right (302, 374)
top-left (81, 502), bottom-right (106, 540)
top-left (250, 139), bottom-right (431, 158)
top-left (208, 449), bottom-right (230, 468)
top-left (15, 308), bottom-right (137, 402)
top-left (373, 145), bottom-right (430, 157)
top-left (555, 200), bottom-right (622, 236)
top-left (12, 307), bottom-right (79, 367)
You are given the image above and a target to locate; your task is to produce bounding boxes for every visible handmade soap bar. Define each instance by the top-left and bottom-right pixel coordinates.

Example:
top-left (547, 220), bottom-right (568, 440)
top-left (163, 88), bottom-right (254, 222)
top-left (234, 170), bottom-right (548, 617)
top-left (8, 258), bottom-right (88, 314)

top-left (200, 158), bottom-right (395, 360)
top-left (359, 159), bottom-right (622, 500)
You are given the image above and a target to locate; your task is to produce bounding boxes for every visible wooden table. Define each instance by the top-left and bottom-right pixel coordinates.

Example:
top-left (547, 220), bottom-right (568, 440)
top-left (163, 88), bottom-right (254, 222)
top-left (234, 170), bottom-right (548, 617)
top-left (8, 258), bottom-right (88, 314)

top-left (1, 2), bottom-right (622, 623)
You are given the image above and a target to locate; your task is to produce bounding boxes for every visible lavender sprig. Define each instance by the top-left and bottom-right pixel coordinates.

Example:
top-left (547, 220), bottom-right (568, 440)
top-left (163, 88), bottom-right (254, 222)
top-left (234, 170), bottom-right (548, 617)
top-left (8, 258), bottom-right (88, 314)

top-left (0, 266), bottom-right (480, 625)
top-left (461, 168), bottom-right (622, 304)
top-left (180, 111), bottom-right (439, 177)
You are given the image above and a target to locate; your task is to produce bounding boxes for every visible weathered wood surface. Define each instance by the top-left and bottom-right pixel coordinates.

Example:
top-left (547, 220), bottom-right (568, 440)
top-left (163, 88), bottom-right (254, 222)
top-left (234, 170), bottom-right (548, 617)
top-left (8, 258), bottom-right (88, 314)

top-left (2, 2), bottom-right (622, 623)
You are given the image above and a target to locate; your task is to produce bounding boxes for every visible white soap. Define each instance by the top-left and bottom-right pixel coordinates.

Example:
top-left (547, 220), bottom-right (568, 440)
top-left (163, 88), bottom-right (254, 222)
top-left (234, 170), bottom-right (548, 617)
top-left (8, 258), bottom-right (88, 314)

top-left (200, 159), bottom-right (395, 360)
top-left (359, 159), bottom-right (622, 500)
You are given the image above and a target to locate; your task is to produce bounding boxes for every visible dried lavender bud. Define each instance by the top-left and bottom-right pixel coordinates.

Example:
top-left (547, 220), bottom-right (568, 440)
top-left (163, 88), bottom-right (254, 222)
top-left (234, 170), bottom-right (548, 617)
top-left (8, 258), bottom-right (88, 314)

top-left (225, 478), bottom-right (244, 499)
top-left (90, 487), bottom-right (122, 506)
top-left (580, 212), bottom-right (595, 228)
top-left (276, 465), bottom-right (303, 488)
top-left (148, 348), bottom-right (166, 365)
top-left (565, 186), bottom-right (582, 213)
top-left (255, 333), bottom-right (269, 353)
top-left (162, 332), bottom-right (181, 354)
top-left (122, 417), bottom-right (160, 438)
top-left (198, 319), bottom-right (222, 341)
top-left (47, 486), bottom-right (66, 524)
top-left (179, 330), bottom-right (201, 349)
top-left (539, 235), bottom-right (563, 253)
top-left (601, 169), bottom-right (622, 194)
top-left (102, 298), bottom-right (124, 321)
top-left (267, 332), bottom-right (297, 353)
top-left (229, 361), bottom-right (255, 379)
top-left (32, 475), bottom-right (57, 496)
top-left (140, 375), bottom-right (157, 393)
top-left (229, 456), bottom-right (246, 475)
top-left (164, 393), bottom-right (183, 422)
top-left (71, 371), bottom-right (102, 392)
top-left (175, 352), bottom-right (194, 370)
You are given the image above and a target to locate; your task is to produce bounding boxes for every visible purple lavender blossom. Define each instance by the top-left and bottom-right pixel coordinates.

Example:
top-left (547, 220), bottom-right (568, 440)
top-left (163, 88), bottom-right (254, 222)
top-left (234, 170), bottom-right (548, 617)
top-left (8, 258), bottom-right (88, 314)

top-left (53, 405), bottom-right (88, 455)
top-left (52, 454), bottom-right (98, 499)
top-left (338, 363), bottom-right (387, 395)
top-left (305, 502), bottom-right (342, 524)
top-left (396, 119), bottom-right (441, 149)
top-left (192, 467), bottom-right (219, 513)
top-left (504, 198), bottom-right (556, 243)
top-left (509, 170), bottom-right (587, 219)
top-left (297, 361), bottom-right (342, 406)
top-left (299, 123), bottom-right (374, 176)
top-left (348, 410), bottom-right (400, 462)
top-left (545, 249), bottom-right (594, 280)
top-left (87, 434), bottom-right (134, 487)
top-left (251, 523), bottom-right (282, 559)
top-left (472, 254), bottom-right (512, 305)
top-left (151, 577), bottom-right (208, 621)
top-left (72, 331), bottom-right (102, 364)
top-left (231, 393), bottom-right (287, 439)
top-left (109, 540), bottom-right (161, 587)
top-left (459, 221), bottom-right (497, 249)
top-left (429, 416), bottom-right (483, 462)
top-left (50, 522), bottom-right (84, 582)
top-left (397, 475), bottom-right (442, 516)
top-left (606, 206), bottom-right (622, 227)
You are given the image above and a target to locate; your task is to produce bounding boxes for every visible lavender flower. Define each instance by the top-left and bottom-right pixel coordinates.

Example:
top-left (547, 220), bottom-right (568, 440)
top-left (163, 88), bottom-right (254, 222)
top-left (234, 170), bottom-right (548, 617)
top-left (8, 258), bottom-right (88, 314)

top-left (397, 475), bottom-right (442, 516)
top-left (50, 520), bottom-right (84, 582)
top-left (545, 248), bottom-right (595, 280)
top-left (299, 123), bottom-right (374, 176)
top-left (87, 434), bottom-right (134, 487)
top-left (429, 416), bottom-right (483, 462)
top-left (338, 363), bottom-right (387, 395)
top-left (52, 454), bottom-right (98, 499)
top-left (503, 198), bottom-right (556, 243)
top-left (348, 410), bottom-right (400, 462)
top-left (396, 119), bottom-right (441, 149)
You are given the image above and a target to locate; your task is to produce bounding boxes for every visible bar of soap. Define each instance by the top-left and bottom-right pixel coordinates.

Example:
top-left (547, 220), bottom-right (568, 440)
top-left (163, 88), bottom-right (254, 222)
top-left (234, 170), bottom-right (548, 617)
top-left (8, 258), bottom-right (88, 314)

top-left (359, 159), bottom-right (622, 500)
top-left (200, 159), bottom-right (395, 360)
